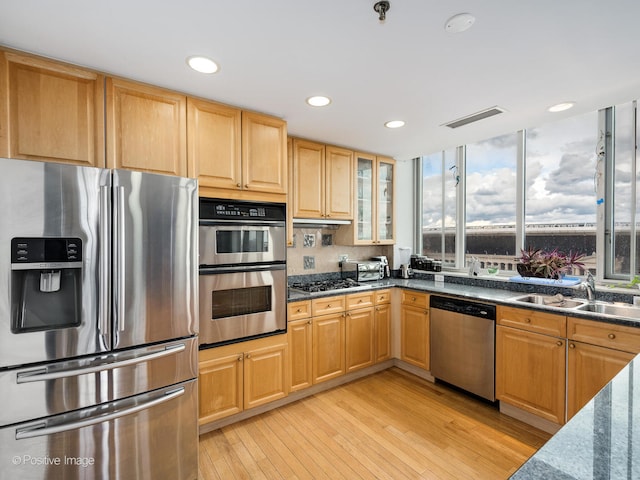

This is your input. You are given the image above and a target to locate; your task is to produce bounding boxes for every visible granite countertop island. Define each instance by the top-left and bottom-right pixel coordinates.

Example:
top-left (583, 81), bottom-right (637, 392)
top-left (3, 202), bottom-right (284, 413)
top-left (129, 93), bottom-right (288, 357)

top-left (511, 355), bottom-right (640, 479)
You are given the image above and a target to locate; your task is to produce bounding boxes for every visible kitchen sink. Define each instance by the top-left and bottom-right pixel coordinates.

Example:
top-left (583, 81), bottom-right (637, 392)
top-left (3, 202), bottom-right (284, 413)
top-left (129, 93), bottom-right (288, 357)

top-left (510, 294), bottom-right (586, 309)
top-left (576, 302), bottom-right (640, 319)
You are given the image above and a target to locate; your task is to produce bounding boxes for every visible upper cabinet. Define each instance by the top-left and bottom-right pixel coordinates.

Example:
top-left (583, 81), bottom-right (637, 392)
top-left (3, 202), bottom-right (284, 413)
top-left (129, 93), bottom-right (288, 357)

top-left (106, 77), bottom-right (187, 176)
top-left (189, 100), bottom-right (287, 201)
top-left (0, 49), bottom-right (105, 167)
top-left (292, 138), bottom-right (353, 220)
top-left (336, 153), bottom-right (395, 245)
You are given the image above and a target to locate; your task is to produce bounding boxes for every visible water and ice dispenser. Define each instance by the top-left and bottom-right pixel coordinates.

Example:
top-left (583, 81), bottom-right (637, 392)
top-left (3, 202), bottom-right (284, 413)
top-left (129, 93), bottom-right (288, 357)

top-left (10, 237), bottom-right (83, 332)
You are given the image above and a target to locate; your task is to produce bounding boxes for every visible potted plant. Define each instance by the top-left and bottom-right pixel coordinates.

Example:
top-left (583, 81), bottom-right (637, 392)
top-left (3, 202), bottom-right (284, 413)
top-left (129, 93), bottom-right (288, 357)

top-left (516, 247), bottom-right (585, 279)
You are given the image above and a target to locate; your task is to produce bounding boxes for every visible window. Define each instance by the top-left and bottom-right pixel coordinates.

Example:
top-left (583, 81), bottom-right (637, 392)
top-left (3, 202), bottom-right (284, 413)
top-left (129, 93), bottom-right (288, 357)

top-left (465, 133), bottom-right (518, 271)
top-left (421, 149), bottom-right (457, 267)
top-left (418, 102), bottom-right (640, 280)
top-left (525, 111), bottom-right (598, 275)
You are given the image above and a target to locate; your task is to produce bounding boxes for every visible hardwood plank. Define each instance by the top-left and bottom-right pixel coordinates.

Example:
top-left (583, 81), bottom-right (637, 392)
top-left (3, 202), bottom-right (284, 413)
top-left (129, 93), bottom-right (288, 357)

top-left (198, 367), bottom-right (550, 479)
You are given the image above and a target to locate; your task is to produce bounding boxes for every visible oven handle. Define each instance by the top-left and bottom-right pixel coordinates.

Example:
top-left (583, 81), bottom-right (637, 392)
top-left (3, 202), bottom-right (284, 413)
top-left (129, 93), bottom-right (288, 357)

top-left (199, 220), bottom-right (286, 227)
top-left (15, 387), bottom-right (185, 440)
top-left (199, 264), bottom-right (286, 275)
top-left (15, 343), bottom-right (186, 384)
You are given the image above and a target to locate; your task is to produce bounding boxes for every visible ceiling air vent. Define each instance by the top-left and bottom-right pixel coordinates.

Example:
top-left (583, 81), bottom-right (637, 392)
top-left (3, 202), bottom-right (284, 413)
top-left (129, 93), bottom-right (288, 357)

top-left (442, 106), bottom-right (506, 129)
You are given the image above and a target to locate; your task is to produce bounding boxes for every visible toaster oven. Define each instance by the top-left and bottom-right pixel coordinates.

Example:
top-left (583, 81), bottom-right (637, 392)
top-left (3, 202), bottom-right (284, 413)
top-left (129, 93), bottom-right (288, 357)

top-left (341, 260), bottom-right (383, 282)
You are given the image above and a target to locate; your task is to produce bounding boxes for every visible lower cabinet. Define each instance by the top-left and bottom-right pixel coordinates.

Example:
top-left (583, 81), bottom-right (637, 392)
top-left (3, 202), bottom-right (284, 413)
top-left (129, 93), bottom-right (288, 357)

top-left (198, 336), bottom-right (288, 425)
top-left (496, 325), bottom-right (566, 425)
top-left (313, 312), bottom-right (346, 383)
top-left (400, 290), bottom-right (430, 370)
top-left (346, 292), bottom-right (375, 373)
top-left (288, 317), bottom-right (313, 392)
top-left (374, 290), bottom-right (392, 363)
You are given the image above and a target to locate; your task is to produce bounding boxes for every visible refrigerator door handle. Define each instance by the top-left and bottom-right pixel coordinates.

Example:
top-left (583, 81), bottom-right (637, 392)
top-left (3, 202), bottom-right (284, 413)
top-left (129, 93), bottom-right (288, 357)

top-left (99, 185), bottom-right (111, 346)
top-left (114, 185), bottom-right (126, 333)
top-left (15, 387), bottom-right (185, 440)
top-left (16, 343), bottom-right (186, 383)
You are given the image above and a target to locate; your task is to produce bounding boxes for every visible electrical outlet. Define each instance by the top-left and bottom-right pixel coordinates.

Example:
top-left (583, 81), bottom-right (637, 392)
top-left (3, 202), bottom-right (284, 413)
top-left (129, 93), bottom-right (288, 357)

top-left (338, 254), bottom-right (348, 262)
top-left (435, 274), bottom-right (445, 282)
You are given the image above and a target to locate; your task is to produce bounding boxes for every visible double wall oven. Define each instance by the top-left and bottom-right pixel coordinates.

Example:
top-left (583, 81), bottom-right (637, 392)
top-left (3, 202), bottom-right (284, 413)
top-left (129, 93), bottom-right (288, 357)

top-left (199, 199), bottom-right (287, 347)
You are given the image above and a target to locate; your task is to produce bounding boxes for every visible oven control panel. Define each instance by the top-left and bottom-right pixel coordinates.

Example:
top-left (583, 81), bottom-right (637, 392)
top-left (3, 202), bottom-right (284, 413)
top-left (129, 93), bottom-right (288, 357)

top-left (199, 199), bottom-right (285, 223)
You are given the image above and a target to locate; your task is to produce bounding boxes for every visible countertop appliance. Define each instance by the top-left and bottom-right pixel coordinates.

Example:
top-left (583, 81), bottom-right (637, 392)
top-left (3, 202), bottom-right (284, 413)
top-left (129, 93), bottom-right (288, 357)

top-left (0, 158), bottom-right (198, 479)
top-left (198, 198), bottom-right (287, 347)
top-left (371, 255), bottom-right (390, 278)
top-left (429, 295), bottom-right (496, 401)
top-left (341, 260), bottom-right (383, 282)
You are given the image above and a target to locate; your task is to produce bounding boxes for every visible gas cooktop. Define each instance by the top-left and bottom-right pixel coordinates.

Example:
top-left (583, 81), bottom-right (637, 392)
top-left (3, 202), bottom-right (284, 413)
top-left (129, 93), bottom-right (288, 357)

top-left (288, 278), bottom-right (366, 293)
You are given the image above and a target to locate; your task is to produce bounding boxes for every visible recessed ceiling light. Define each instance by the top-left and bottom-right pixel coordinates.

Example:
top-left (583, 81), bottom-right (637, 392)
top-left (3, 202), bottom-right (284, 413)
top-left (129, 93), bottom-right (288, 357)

top-left (444, 13), bottom-right (476, 33)
top-left (548, 102), bottom-right (575, 113)
top-left (306, 96), bottom-right (331, 107)
top-left (186, 56), bottom-right (219, 74)
top-left (384, 120), bottom-right (405, 129)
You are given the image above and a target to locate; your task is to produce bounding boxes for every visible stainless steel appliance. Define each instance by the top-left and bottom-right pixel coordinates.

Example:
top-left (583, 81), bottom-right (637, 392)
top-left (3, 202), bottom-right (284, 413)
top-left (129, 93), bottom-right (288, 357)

top-left (199, 198), bottom-right (287, 347)
top-left (429, 295), bottom-right (496, 401)
top-left (341, 260), bottom-right (383, 282)
top-left (0, 158), bottom-right (198, 480)
top-left (371, 255), bottom-right (390, 278)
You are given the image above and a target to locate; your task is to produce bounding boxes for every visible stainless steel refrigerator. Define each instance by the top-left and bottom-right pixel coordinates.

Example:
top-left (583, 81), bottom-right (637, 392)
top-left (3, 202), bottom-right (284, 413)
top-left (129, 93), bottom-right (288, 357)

top-left (0, 158), bottom-right (198, 479)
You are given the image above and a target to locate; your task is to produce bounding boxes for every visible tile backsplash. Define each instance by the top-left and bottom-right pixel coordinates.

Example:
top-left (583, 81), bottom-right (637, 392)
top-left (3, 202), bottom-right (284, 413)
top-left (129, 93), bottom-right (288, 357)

top-left (287, 227), bottom-right (393, 276)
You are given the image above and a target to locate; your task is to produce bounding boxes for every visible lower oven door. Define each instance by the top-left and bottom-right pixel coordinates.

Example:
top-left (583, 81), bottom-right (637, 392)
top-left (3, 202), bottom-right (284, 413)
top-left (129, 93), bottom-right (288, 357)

top-left (0, 379), bottom-right (197, 480)
top-left (199, 264), bottom-right (287, 346)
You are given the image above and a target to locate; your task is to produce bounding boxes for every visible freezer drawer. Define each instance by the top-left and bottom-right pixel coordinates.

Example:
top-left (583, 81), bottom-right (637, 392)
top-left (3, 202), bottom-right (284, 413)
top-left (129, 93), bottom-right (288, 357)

top-left (0, 337), bottom-right (198, 427)
top-left (0, 379), bottom-right (197, 480)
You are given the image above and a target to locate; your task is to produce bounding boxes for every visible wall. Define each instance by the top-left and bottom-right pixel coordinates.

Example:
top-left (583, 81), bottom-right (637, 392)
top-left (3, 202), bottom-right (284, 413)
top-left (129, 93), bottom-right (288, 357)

top-left (392, 159), bottom-right (415, 269)
top-left (287, 226), bottom-right (393, 276)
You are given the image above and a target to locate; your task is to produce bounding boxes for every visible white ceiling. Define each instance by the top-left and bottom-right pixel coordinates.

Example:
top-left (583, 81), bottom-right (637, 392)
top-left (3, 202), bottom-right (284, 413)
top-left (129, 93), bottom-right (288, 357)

top-left (1, 0), bottom-right (639, 160)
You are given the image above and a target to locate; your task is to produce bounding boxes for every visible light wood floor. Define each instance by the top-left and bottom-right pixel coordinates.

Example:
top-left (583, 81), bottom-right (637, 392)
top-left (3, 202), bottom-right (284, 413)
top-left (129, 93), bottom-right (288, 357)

top-left (198, 367), bottom-right (550, 479)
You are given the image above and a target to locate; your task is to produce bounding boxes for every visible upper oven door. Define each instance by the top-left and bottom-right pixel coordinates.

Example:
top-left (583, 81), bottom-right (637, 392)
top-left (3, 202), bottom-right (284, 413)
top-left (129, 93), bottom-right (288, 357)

top-left (199, 223), bottom-right (286, 266)
top-left (199, 265), bottom-right (287, 347)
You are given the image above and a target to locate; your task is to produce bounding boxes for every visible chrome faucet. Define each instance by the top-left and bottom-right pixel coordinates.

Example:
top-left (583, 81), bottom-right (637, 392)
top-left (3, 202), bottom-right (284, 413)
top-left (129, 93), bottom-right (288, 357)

top-left (581, 271), bottom-right (596, 302)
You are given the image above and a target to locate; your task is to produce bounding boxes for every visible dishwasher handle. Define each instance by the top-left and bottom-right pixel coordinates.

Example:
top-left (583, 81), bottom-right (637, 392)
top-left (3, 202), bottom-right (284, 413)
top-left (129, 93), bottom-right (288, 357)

top-left (430, 295), bottom-right (496, 320)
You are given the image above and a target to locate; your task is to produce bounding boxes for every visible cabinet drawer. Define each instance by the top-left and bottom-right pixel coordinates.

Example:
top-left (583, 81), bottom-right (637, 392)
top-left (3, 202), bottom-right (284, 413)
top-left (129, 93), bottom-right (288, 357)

top-left (288, 300), bottom-right (312, 321)
top-left (401, 290), bottom-right (428, 309)
top-left (497, 306), bottom-right (566, 337)
top-left (312, 295), bottom-right (346, 316)
top-left (374, 289), bottom-right (391, 305)
top-left (347, 291), bottom-right (375, 310)
top-left (568, 317), bottom-right (640, 354)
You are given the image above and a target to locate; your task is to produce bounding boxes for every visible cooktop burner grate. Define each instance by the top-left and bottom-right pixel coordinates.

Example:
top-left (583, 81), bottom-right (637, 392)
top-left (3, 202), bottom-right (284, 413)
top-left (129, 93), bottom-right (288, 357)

top-left (288, 278), bottom-right (363, 293)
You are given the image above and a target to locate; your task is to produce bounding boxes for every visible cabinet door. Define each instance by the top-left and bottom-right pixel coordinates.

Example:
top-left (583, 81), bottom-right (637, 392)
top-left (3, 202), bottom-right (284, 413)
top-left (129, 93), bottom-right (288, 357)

top-left (106, 77), bottom-right (187, 176)
top-left (241, 111), bottom-right (287, 194)
top-left (400, 305), bottom-right (429, 370)
top-left (293, 138), bottom-right (325, 218)
top-left (376, 157), bottom-right (395, 244)
top-left (243, 342), bottom-right (289, 410)
top-left (325, 145), bottom-right (353, 219)
top-left (355, 153), bottom-right (375, 243)
top-left (313, 312), bottom-right (345, 384)
top-left (187, 98), bottom-right (241, 190)
top-left (496, 325), bottom-right (566, 425)
top-left (375, 303), bottom-right (392, 363)
top-left (567, 341), bottom-right (634, 419)
top-left (345, 307), bottom-right (375, 373)
top-left (288, 318), bottom-right (313, 392)
top-left (1, 50), bottom-right (105, 166)
top-left (198, 352), bottom-right (243, 424)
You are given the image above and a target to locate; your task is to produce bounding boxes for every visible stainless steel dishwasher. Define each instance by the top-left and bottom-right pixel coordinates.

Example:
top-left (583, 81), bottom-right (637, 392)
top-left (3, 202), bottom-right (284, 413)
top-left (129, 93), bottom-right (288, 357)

top-left (430, 295), bottom-right (497, 401)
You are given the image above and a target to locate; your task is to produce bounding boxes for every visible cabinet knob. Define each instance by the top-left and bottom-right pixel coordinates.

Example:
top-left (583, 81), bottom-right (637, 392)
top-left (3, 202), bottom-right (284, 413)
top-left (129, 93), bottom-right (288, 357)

top-left (569, 343), bottom-right (576, 349)
top-left (236, 183), bottom-right (241, 188)
top-left (608, 333), bottom-right (616, 339)
top-left (245, 353), bottom-right (251, 359)
top-left (297, 308), bottom-right (302, 313)
top-left (245, 184), bottom-right (249, 189)
top-left (556, 341), bottom-right (563, 347)
top-left (327, 304), bottom-right (332, 308)
top-left (237, 355), bottom-right (243, 361)
top-left (412, 297), bottom-right (416, 301)
top-left (525, 318), bottom-right (531, 323)
top-left (307, 320), bottom-right (312, 325)
top-left (358, 299), bottom-right (363, 303)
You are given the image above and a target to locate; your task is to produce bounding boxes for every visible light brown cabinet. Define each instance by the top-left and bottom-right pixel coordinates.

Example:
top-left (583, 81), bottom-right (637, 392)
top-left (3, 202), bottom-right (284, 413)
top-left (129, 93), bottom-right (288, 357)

top-left (374, 290), bottom-right (392, 362)
top-left (496, 306), bottom-right (566, 425)
top-left (345, 292), bottom-right (375, 373)
top-left (313, 311), bottom-right (346, 384)
top-left (0, 49), bottom-right (105, 166)
top-left (400, 290), bottom-right (430, 370)
top-left (336, 153), bottom-right (395, 245)
top-left (106, 77), bottom-right (187, 176)
top-left (198, 335), bottom-right (288, 425)
top-left (287, 300), bottom-right (313, 392)
top-left (566, 316), bottom-right (640, 419)
top-left (292, 138), bottom-right (353, 220)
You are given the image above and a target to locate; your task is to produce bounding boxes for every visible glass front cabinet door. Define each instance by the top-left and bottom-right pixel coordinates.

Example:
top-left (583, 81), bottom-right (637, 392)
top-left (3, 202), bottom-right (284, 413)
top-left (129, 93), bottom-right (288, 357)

top-left (339, 153), bottom-right (394, 245)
